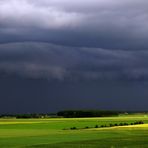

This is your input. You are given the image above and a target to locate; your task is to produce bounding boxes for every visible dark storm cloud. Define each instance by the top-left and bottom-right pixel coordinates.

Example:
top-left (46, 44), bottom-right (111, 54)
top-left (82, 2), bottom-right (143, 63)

top-left (0, 0), bottom-right (148, 49)
top-left (0, 42), bottom-right (148, 81)
top-left (1, 0), bottom-right (148, 113)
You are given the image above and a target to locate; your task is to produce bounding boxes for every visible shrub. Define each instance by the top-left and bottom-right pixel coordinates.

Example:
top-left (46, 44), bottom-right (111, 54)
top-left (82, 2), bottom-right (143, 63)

top-left (100, 125), bottom-right (104, 128)
top-left (85, 126), bottom-right (89, 129)
top-left (70, 127), bottom-right (77, 130)
top-left (95, 125), bottom-right (99, 128)
top-left (109, 124), bottom-right (113, 127)
top-left (138, 121), bottom-right (144, 124)
top-left (123, 123), bottom-right (128, 126)
top-left (134, 121), bottom-right (139, 125)
top-left (119, 123), bottom-right (124, 126)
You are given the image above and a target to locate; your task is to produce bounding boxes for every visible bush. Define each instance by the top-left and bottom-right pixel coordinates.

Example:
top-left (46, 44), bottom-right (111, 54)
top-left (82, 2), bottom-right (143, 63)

top-left (85, 126), bottom-right (89, 129)
top-left (100, 125), bottom-right (104, 128)
top-left (131, 121), bottom-right (144, 125)
top-left (119, 123), bottom-right (124, 126)
top-left (70, 127), bottom-right (77, 130)
top-left (109, 124), bottom-right (113, 127)
top-left (138, 121), bottom-right (144, 124)
top-left (123, 123), bottom-right (128, 126)
top-left (95, 125), bottom-right (99, 128)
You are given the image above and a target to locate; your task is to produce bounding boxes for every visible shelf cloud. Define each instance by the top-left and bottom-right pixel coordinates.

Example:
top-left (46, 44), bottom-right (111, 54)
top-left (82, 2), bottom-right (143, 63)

top-left (0, 42), bottom-right (148, 81)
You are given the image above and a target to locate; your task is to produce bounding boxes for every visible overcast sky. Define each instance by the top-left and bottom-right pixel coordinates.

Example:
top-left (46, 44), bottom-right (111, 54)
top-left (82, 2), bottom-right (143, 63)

top-left (0, 0), bottom-right (148, 113)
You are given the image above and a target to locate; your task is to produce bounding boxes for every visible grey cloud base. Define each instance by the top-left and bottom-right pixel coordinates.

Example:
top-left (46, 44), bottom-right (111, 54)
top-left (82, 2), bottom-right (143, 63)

top-left (0, 42), bottom-right (148, 81)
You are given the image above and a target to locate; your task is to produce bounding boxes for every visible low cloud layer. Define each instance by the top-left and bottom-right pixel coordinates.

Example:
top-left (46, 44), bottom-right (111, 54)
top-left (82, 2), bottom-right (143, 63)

top-left (0, 0), bottom-right (148, 49)
top-left (0, 0), bottom-right (148, 80)
top-left (0, 42), bottom-right (148, 81)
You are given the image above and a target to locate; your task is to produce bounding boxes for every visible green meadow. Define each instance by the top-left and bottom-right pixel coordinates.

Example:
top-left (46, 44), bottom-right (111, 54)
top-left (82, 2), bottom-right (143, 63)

top-left (0, 115), bottom-right (148, 148)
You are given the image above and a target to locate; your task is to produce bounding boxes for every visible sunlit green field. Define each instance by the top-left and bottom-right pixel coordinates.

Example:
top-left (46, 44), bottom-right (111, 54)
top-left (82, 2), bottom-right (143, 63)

top-left (0, 115), bottom-right (148, 148)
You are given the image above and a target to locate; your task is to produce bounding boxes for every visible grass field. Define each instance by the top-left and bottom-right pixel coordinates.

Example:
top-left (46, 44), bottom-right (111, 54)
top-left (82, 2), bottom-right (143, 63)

top-left (0, 115), bottom-right (148, 148)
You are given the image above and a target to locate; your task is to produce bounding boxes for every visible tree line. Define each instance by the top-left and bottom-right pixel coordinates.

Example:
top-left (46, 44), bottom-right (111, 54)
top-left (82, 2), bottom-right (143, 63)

top-left (0, 113), bottom-right (56, 118)
top-left (57, 110), bottom-right (122, 118)
top-left (0, 110), bottom-right (146, 118)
